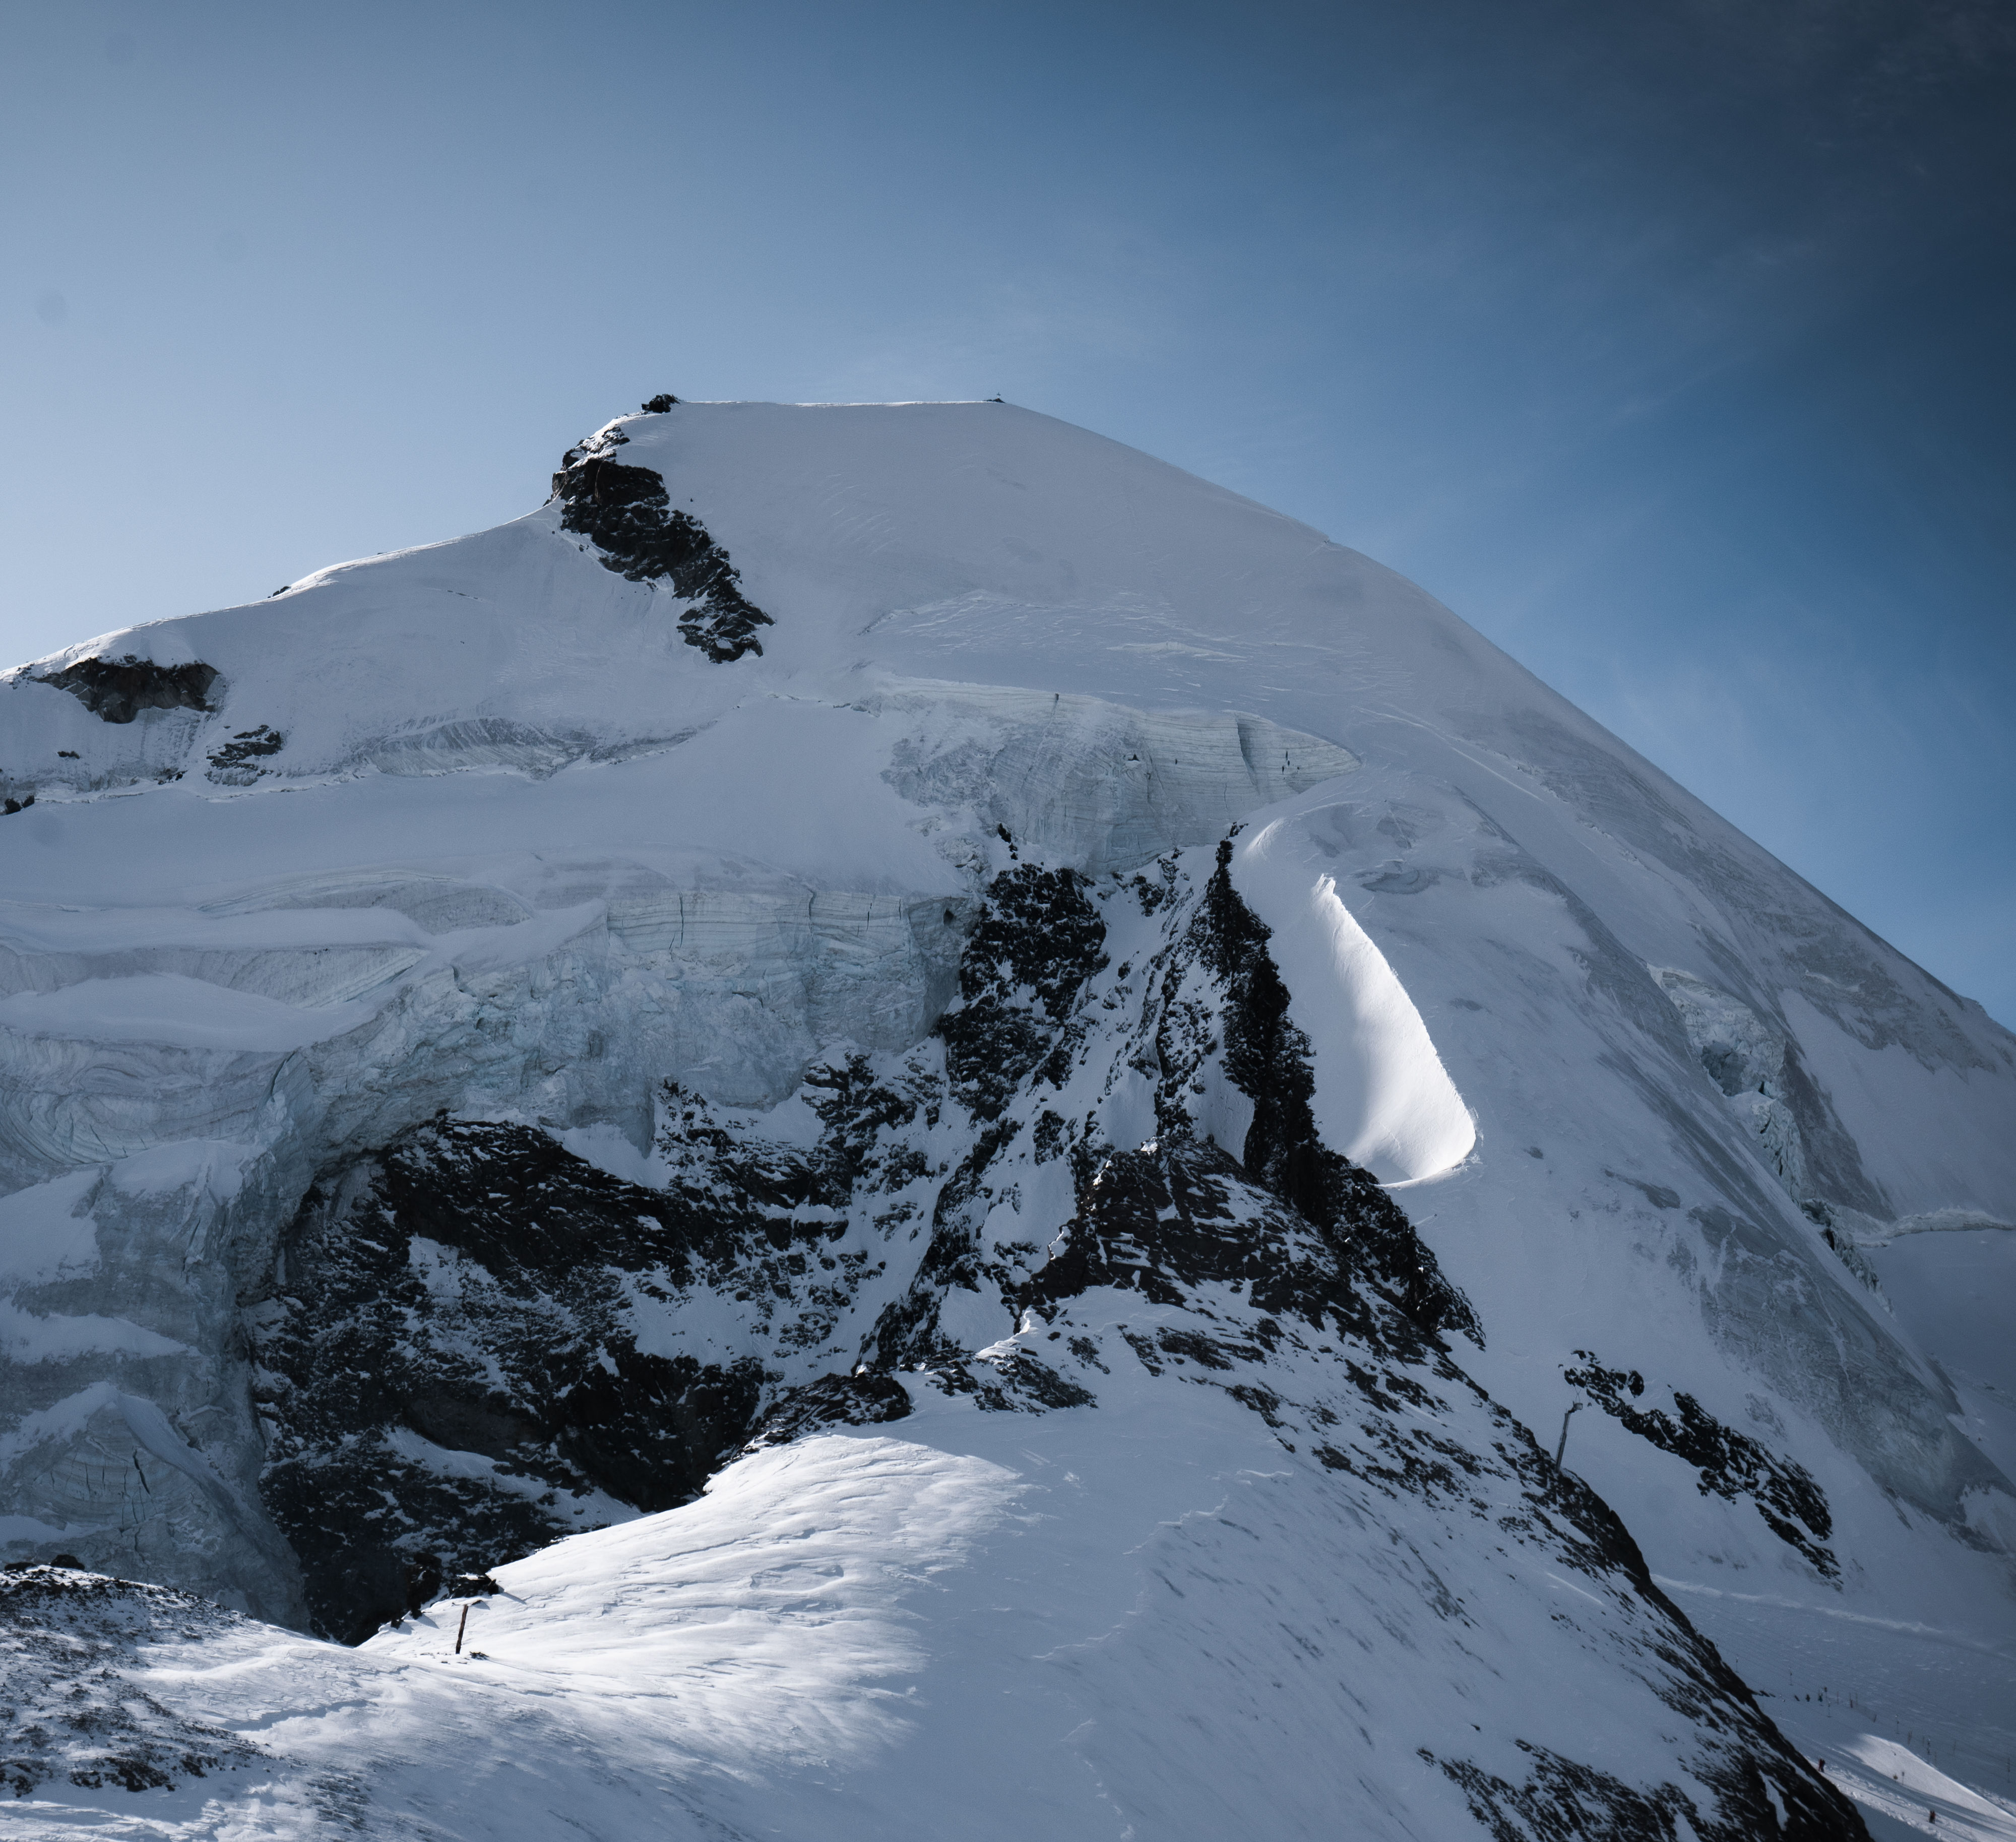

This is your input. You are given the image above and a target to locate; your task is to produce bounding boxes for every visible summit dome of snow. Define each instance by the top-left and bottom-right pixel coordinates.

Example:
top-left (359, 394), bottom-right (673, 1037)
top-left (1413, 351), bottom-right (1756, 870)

top-left (2, 398), bottom-right (2012, 1839)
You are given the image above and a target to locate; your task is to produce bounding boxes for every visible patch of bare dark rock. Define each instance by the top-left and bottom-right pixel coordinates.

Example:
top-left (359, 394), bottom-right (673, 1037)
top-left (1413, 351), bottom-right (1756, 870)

top-left (251, 1119), bottom-right (774, 1642)
top-left (206, 723), bottom-right (284, 785)
top-left (33, 656), bottom-right (219, 723)
top-left (1565, 1352), bottom-right (1838, 1576)
top-left (550, 426), bottom-right (772, 662)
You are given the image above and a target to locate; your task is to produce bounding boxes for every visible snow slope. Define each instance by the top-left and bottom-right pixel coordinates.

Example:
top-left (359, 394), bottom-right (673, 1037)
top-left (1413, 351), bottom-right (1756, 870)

top-left (2, 397), bottom-right (2012, 1835)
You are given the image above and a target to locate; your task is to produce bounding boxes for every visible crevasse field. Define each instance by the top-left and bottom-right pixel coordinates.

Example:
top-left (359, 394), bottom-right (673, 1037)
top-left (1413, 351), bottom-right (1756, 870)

top-left (1, 400), bottom-right (2011, 1839)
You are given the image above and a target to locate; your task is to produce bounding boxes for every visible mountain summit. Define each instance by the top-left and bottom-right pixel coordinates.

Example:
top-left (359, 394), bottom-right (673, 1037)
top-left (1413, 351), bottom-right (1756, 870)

top-left (2, 399), bottom-right (2010, 1838)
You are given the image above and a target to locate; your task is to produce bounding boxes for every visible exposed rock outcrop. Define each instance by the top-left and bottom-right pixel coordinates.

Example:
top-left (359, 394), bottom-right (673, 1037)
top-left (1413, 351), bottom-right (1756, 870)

top-left (34, 657), bottom-right (219, 724)
top-left (551, 425), bottom-right (772, 661)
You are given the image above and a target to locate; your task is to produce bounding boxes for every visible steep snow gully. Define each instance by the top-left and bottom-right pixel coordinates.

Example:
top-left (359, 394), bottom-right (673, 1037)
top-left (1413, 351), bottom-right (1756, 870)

top-left (1, 397), bottom-right (2012, 1839)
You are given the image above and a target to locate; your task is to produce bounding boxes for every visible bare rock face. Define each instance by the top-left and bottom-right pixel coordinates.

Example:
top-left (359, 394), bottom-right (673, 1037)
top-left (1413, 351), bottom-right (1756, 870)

top-left (551, 424), bottom-right (773, 661)
top-left (32, 657), bottom-right (219, 725)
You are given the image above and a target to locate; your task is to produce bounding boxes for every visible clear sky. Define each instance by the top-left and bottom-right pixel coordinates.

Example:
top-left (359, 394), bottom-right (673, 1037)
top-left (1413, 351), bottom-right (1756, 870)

top-left (5, 0), bottom-right (2012, 1023)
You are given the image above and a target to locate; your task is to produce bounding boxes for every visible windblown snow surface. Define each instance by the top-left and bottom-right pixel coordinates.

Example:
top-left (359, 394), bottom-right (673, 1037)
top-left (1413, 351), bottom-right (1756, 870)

top-left (2, 399), bottom-right (2013, 1839)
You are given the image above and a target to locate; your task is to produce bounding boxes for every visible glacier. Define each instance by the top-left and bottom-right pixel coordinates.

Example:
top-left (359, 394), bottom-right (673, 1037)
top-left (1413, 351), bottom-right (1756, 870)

top-left (2, 396), bottom-right (2012, 1838)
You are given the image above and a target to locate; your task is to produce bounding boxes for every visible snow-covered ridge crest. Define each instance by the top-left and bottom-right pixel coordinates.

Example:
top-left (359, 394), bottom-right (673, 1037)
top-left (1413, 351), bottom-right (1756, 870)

top-left (1235, 799), bottom-right (1475, 1182)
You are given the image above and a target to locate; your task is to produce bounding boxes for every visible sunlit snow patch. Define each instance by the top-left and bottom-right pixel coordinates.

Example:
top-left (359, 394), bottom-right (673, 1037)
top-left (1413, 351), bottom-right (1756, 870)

top-left (367, 1430), bottom-right (1019, 1774)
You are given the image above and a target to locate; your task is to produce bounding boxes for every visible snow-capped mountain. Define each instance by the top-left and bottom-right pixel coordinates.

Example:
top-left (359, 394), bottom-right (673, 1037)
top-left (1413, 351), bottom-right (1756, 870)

top-left (2, 398), bottom-right (2012, 1838)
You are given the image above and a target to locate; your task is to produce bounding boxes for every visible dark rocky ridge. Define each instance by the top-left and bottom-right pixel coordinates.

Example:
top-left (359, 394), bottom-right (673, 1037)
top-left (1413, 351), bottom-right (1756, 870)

top-left (976, 1132), bottom-right (1863, 1840)
top-left (550, 426), bottom-right (773, 662)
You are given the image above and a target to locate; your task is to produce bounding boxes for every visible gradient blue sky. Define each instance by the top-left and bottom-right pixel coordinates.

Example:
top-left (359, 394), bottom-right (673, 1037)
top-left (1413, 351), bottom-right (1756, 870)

top-left (6, 0), bottom-right (2012, 1022)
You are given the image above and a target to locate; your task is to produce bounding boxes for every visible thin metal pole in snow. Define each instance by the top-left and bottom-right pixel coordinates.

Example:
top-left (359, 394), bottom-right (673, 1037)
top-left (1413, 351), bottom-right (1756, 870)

top-left (1554, 1402), bottom-right (1582, 1470)
top-left (455, 1605), bottom-right (469, 1655)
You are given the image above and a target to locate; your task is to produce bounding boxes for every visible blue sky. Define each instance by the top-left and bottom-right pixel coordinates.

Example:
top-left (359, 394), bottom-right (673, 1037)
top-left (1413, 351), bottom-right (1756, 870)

top-left (5, 0), bottom-right (2012, 1022)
